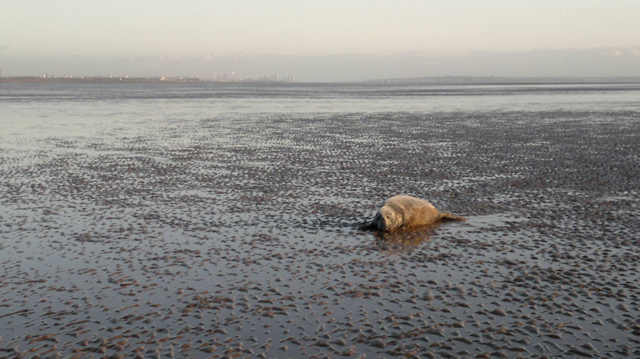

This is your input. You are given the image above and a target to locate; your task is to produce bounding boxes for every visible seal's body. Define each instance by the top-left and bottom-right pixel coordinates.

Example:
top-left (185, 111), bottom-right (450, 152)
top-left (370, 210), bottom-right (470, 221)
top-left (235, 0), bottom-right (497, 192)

top-left (367, 195), bottom-right (465, 232)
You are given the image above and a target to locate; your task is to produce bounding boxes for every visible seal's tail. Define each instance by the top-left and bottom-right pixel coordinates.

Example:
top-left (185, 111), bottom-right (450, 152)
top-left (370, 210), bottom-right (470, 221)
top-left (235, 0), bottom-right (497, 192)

top-left (440, 213), bottom-right (467, 221)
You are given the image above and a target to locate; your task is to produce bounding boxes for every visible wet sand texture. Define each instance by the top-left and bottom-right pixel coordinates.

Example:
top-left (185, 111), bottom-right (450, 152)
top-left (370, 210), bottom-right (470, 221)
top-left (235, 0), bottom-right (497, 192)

top-left (1, 110), bottom-right (640, 358)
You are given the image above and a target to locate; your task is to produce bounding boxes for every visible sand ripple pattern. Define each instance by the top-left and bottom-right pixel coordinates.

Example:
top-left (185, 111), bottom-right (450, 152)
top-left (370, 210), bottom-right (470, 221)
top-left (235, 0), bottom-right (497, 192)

top-left (1, 108), bottom-right (640, 358)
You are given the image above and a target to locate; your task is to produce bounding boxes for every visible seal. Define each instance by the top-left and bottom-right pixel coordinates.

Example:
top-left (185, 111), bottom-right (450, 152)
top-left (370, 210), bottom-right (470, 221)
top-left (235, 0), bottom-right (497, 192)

top-left (361, 195), bottom-right (466, 232)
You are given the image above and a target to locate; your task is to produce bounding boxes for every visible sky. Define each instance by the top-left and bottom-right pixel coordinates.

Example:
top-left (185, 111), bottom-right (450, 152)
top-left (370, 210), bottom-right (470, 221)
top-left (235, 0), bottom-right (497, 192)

top-left (1, 0), bottom-right (639, 81)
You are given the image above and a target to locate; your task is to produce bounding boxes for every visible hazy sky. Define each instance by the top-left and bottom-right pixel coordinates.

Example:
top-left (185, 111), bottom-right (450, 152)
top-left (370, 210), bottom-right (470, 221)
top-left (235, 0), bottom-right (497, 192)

top-left (2, 0), bottom-right (639, 81)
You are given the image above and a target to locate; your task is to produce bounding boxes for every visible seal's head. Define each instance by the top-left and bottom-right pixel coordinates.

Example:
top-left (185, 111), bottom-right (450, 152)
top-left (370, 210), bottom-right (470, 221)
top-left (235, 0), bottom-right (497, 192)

top-left (373, 206), bottom-right (401, 231)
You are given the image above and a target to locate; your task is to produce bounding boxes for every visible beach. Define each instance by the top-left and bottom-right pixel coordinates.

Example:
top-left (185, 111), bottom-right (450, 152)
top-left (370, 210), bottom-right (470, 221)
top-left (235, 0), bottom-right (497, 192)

top-left (1, 82), bottom-right (639, 358)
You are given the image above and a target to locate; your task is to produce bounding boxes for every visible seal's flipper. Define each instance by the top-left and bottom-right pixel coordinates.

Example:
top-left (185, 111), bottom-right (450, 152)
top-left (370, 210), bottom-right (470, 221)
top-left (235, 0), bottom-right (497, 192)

top-left (440, 213), bottom-right (467, 221)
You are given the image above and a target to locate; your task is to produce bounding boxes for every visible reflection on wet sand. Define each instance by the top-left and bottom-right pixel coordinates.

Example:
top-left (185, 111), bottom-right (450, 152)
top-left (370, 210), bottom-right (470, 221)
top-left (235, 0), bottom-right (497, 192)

top-left (372, 223), bottom-right (443, 250)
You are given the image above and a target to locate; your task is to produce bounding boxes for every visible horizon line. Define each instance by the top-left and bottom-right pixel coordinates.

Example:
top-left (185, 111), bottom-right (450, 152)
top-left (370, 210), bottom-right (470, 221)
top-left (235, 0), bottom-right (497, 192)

top-left (2, 74), bottom-right (640, 85)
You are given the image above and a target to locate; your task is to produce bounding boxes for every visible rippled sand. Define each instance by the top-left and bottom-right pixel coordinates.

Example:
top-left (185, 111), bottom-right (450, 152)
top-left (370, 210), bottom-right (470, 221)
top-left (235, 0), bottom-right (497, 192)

top-left (1, 110), bottom-right (639, 358)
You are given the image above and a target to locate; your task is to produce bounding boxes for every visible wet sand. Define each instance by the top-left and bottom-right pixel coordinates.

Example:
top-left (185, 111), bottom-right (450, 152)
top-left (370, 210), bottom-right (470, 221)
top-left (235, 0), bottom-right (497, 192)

top-left (1, 110), bottom-right (639, 358)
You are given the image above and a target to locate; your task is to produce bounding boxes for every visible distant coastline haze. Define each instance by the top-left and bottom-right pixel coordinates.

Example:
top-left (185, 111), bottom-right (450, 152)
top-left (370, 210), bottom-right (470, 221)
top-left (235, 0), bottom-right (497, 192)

top-left (1, 0), bottom-right (639, 82)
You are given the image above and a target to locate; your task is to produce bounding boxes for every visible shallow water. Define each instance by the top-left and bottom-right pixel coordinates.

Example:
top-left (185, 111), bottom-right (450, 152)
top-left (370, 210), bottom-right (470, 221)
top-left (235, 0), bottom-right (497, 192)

top-left (1, 82), bottom-right (639, 358)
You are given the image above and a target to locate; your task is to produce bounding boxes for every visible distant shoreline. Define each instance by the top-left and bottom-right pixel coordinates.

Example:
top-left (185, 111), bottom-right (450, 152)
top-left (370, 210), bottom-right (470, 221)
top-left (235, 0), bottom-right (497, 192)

top-left (364, 76), bottom-right (640, 85)
top-left (1, 75), bottom-right (640, 85)
top-left (0, 76), bottom-right (292, 84)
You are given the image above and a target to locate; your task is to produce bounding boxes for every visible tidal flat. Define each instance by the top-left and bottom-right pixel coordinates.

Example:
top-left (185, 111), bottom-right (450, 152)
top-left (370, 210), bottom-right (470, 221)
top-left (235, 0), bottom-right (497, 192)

top-left (1, 83), bottom-right (639, 358)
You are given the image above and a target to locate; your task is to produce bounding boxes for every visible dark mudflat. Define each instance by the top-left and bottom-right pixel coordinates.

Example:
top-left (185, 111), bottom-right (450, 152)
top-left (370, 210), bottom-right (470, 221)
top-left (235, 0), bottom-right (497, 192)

top-left (1, 110), bottom-right (639, 358)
